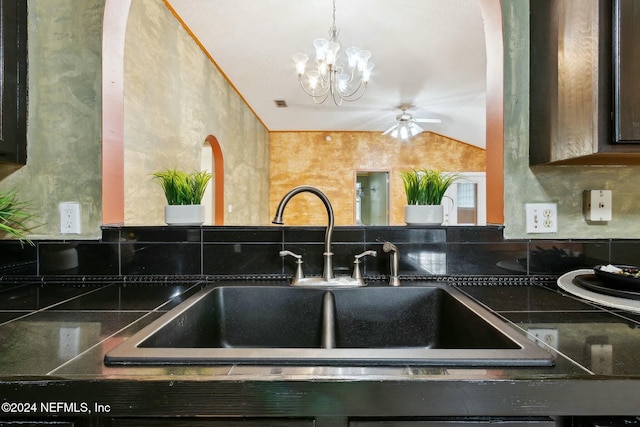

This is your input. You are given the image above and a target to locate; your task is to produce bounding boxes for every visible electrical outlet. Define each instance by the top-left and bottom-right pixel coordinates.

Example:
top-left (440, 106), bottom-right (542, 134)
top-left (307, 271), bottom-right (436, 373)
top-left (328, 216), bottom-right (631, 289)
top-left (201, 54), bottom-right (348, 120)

top-left (525, 203), bottom-right (558, 234)
top-left (60, 202), bottom-right (81, 234)
top-left (583, 189), bottom-right (612, 221)
top-left (528, 327), bottom-right (559, 349)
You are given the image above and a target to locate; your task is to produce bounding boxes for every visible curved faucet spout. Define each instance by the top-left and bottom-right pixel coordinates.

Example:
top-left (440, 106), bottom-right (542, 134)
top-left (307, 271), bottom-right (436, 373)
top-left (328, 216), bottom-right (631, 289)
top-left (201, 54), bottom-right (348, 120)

top-left (272, 186), bottom-right (335, 280)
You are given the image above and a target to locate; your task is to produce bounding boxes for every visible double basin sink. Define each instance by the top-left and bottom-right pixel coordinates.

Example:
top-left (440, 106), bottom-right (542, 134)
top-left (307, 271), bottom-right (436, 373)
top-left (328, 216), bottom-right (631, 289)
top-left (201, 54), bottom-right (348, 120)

top-left (105, 284), bottom-right (553, 367)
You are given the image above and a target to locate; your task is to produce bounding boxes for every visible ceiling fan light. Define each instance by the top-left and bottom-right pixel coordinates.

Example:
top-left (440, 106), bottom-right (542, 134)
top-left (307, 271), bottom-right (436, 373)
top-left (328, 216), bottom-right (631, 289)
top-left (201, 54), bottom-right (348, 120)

top-left (399, 125), bottom-right (410, 140)
top-left (384, 108), bottom-right (437, 140)
top-left (292, 53), bottom-right (309, 76)
top-left (409, 123), bottom-right (423, 136)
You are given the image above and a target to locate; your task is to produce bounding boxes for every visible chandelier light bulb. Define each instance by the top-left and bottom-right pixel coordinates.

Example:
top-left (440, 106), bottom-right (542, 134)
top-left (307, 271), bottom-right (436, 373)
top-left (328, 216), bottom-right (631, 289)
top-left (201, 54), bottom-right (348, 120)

top-left (307, 70), bottom-right (321, 90)
top-left (337, 73), bottom-right (350, 93)
top-left (362, 63), bottom-right (374, 82)
top-left (292, 53), bottom-right (309, 76)
top-left (324, 41), bottom-right (341, 66)
top-left (356, 50), bottom-right (371, 72)
top-left (346, 47), bottom-right (360, 68)
top-left (313, 39), bottom-right (328, 62)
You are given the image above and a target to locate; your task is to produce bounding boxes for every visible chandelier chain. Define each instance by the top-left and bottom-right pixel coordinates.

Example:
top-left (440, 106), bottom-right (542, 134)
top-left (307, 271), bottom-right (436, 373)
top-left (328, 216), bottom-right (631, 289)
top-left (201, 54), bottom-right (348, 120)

top-left (331, 0), bottom-right (337, 36)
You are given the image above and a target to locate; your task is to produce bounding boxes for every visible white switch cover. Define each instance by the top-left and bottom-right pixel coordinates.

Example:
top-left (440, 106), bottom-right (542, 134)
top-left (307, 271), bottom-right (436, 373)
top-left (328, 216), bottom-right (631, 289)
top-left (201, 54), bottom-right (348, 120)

top-left (60, 202), bottom-right (81, 234)
top-left (583, 190), bottom-right (612, 221)
top-left (525, 203), bottom-right (558, 234)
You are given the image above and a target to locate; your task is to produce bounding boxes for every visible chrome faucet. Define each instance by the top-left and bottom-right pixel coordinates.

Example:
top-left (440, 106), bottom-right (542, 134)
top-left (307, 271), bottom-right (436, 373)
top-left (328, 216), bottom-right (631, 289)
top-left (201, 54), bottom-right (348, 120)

top-left (272, 186), bottom-right (335, 280)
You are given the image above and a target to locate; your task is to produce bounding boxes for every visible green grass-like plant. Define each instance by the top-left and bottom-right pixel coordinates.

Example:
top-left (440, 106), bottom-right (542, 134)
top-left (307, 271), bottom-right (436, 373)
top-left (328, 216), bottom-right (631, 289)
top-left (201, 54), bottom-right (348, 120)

top-left (0, 190), bottom-right (35, 246)
top-left (152, 169), bottom-right (212, 205)
top-left (400, 169), bottom-right (459, 205)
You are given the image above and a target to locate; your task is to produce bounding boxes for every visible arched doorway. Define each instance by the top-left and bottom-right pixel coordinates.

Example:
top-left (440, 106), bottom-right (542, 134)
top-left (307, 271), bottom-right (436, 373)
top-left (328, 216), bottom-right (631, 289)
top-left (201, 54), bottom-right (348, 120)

top-left (203, 135), bottom-right (224, 225)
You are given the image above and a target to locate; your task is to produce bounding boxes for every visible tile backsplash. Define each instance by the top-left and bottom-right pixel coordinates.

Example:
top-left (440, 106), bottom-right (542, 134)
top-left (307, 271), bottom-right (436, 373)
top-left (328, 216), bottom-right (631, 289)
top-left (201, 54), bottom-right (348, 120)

top-left (0, 225), bottom-right (627, 279)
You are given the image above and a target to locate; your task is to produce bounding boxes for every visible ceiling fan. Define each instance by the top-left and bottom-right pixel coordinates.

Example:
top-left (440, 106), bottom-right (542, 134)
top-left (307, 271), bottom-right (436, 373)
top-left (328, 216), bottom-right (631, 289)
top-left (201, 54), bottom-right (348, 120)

top-left (382, 105), bottom-right (442, 140)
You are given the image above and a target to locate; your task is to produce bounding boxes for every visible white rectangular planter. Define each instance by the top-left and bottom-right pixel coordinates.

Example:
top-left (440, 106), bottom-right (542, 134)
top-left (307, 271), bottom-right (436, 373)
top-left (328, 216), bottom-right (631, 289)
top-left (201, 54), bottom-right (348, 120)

top-left (404, 204), bottom-right (444, 225)
top-left (165, 205), bottom-right (205, 226)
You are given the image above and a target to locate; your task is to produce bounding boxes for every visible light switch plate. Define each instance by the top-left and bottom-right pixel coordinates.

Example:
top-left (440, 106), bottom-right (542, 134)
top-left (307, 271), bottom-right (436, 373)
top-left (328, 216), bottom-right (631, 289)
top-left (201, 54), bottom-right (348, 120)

top-left (583, 190), bottom-right (612, 221)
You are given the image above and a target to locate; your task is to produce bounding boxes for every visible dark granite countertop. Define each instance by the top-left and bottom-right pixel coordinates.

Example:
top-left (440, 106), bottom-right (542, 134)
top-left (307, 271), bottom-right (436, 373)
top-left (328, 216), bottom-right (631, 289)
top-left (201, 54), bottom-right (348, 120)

top-left (2, 278), bottom-right (640, 419)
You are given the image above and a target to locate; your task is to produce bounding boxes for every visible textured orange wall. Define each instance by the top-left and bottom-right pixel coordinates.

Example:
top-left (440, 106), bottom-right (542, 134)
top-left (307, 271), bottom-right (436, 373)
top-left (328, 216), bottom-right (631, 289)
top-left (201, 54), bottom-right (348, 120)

top-left (270, 131), bottom-right (486, 226)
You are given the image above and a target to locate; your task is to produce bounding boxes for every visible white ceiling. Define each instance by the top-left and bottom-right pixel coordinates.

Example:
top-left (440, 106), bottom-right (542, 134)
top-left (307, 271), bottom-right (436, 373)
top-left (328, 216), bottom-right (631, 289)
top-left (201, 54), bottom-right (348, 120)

top-left (166, 0), bottom-right (488, 148)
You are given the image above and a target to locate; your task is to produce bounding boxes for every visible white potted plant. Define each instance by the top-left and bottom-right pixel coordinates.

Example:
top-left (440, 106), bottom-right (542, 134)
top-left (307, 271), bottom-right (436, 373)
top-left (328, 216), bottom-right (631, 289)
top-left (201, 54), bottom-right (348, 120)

top-left (400, 169), bottom-right (459, 225)
top-left (152, 169), bottom-right (212, 225)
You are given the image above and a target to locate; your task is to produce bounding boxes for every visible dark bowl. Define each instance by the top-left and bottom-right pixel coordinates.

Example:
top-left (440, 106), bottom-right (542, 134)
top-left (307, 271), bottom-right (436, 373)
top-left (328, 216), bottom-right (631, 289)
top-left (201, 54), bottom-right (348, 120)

top-left (593, 265), bottom-right (640, 291)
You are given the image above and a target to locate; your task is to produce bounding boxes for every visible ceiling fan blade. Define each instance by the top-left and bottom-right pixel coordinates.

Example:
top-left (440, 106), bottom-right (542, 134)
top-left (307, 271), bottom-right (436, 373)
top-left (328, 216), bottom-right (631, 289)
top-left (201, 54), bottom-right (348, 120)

top-left (382, 124), bottom-right (398, 135)
top-left (414, 118), bottom-right (442, 123)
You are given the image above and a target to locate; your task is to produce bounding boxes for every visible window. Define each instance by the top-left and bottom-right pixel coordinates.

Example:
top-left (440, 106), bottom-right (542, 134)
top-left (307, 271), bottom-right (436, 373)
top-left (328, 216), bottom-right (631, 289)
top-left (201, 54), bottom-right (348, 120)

top-left (442, 172), bottom-right (486, 225)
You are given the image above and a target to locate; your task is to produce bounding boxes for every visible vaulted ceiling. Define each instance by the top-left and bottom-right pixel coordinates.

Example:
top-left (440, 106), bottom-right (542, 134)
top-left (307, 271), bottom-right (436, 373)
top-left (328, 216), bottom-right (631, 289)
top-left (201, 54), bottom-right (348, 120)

top-left (166, 0), bottom-right (487, 148)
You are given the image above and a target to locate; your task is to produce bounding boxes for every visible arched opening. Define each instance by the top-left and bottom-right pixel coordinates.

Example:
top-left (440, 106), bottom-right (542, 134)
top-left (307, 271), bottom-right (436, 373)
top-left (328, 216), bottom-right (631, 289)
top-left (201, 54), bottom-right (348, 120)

top-left (203, 135), bottom-right (225, 225)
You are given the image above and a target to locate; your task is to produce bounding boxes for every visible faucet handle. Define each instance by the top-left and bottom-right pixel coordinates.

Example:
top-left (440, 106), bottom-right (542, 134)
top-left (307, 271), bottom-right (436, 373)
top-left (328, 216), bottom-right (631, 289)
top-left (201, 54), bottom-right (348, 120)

top-left (355, 250), bottom-right (377, 260)
top-left (280, 250), bottom-right (304, 283)
top-left (280, 250), bottom-right (302, 260)
top-left (352, 250), bottom-right (377, 284)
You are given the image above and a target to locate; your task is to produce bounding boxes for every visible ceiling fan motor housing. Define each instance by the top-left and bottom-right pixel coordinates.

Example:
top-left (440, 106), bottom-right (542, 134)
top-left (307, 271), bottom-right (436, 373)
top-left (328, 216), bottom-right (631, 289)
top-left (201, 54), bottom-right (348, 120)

top-left (396, 113), bottom-right (413, 122)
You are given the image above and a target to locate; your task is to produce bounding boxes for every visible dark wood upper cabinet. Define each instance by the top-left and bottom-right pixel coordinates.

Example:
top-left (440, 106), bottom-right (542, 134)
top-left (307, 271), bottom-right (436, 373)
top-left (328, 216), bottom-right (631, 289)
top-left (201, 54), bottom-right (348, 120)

top-left (530, 0), bottom-right (640, 165)
top-left (613, 0), bottom-right (640, 144)
top-left (0, 0), bottom-right (28, 165)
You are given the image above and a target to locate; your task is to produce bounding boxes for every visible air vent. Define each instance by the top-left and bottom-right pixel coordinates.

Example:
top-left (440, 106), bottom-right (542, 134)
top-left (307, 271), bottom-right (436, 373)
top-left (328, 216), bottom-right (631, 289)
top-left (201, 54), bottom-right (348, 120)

top-left (274, 100), bottom-right (288, 108)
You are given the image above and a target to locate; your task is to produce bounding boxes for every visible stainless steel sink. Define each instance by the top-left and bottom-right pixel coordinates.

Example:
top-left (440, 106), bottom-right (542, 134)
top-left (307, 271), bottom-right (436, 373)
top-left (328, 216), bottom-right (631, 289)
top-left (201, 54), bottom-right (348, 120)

top-left (105, 285), bottom-right (554, 366)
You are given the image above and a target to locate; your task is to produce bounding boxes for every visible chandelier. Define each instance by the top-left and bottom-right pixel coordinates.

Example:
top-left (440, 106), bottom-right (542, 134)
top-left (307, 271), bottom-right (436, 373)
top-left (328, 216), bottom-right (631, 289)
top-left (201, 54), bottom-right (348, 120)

top-left (292, 0), bottom-right (374, 106)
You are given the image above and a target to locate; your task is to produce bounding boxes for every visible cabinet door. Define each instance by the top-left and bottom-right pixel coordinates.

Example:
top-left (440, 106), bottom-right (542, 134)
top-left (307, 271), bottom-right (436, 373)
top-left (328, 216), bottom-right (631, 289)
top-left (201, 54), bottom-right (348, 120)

top-left (613, 0), bottom-right (640, 143)
top-left (0, 0), bottom-right (28, 164)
